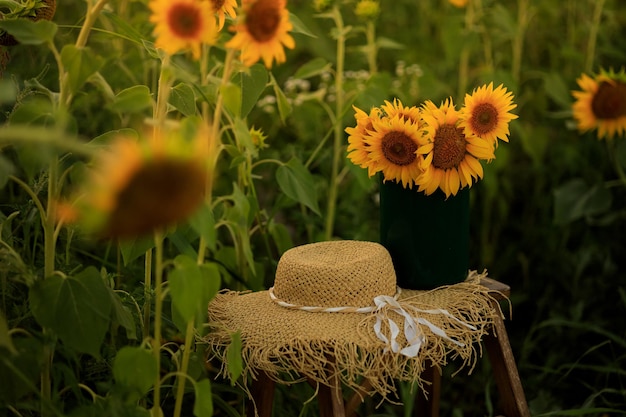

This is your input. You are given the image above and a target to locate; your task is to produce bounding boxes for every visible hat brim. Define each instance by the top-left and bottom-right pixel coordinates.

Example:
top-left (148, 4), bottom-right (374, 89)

top-left (206, 273), bottom-right (502, 399)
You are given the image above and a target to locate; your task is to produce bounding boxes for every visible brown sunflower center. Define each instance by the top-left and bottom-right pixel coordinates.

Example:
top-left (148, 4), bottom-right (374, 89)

top-left (470, 102), bottom-right (498, 135)
top-left (246, 0), bottom-right (281, 42)
top-left (381, 131), bottom-right (417, 166)
top-left (168, 3), bottom-right (202, 38)
top-left (105, 159), bottom-right (206, 239)
top-left (210, 0), bottom-right (226, 12)
top-left (591, 81), bottom-right (626, 120)
top-left (433, 125), bottom-right (467, 169)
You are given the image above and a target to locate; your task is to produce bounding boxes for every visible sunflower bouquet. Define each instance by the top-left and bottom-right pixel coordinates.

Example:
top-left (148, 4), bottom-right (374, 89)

top-left (346, 82), bottom-right (518, 197)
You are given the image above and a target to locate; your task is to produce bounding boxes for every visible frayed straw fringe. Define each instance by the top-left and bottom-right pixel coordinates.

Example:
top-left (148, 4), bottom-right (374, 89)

top-left (205, 271), bottom-right (505, 403)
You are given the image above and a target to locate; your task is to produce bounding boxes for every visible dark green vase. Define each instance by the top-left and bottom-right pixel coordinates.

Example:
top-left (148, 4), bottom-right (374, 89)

top-left (379, 179), bottom-right (470, 290)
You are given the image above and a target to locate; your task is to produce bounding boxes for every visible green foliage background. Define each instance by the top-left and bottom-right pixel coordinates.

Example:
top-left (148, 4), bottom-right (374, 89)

top-left (1, 0), bottom-right (626, 416)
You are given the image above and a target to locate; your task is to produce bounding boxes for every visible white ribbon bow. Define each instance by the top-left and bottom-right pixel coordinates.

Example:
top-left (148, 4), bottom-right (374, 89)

top-left (372, 295), bottom-right (476, 358)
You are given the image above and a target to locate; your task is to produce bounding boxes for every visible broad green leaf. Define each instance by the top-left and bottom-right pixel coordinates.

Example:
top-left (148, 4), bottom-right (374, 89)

top-left (240, 64), bottom-right (268, 118)
top-left (553, 179), bottom-right (612, 225)
top-left (61, 45), bottom-right (104, 94)
top-left (542, 71), bottom-right (572, 108)
top-left (100, 10), bottom-right (145, 44)
top-left (88, 128), bottom-right (138, 148)
top-left (193, 379), bottom-right (213, 417)
top-left (0, 314), bottom-right (16, 355)
top-left (268, 220), bottom-right (293, 255)
top-left (0, 338), bottom-right (42, 403)
top-left (226, 331), bottom-right (243, 384)
top-left (376, 36), bottom-right (405, 50)
top-left (169, 83), bottom-right (197, 117)
top-left (109, 85), bottom-right (153, 113)
top-left (294, 58), bottom-right (331, 80)
top-left (289, 13), bottom-right (316, 37)
top-left (0, 79), bottom-right (17, 105)
top-left (0, 19), bottom-right (57, 45)
top-left (119, 236), bottom-right (155, 266)
top-left (0, 154), bottom-right (15, 189)
top-left (276, 158), bottom-right (321, 215)
top-left (113, 346), bottom-right (157, 400)
top-left (169, 256), bottom-right (221, 326)
top-left (220, 83), bottom-right (241, 118)
top-left (29, 267), bottom-right (112, 357)
top-left (189, 202), bottom-right (217, 251)
top-left (108, 289), bottom-right (137, 340)
top-left (9, 97), bottom-right (54, 125)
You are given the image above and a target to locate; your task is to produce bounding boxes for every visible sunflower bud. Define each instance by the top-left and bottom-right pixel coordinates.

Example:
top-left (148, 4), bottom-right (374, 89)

top-left (354, 0), bottom-right (380, 20)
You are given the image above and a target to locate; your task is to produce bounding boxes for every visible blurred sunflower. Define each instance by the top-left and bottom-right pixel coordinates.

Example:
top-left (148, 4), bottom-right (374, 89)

top-left (209, 0), bottom-right (237, 30)
top-left (346, 105), bottom-right (381, 176)
top-left (365, 114), bottom-right (422, 188)
top-left (226, 0), bottom-right (295, 68)
top-left (448, 0), bottom-right (468, 7)
top-left (149, 0), bottom-right (217, 59)
top-left (63, 126), bottom-right (210, 239)
top-left (416, 99), bottom-right (494, 197)
top-left (572, 71), bottom-right (626, 140)
top-left (380, 98), bottom-right (422, 125)
top-left (459, 82), bottom-right (518, 148)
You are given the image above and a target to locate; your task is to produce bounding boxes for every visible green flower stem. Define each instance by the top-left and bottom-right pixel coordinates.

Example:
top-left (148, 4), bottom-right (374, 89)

top-left (151, 232), bottom-right (165, 413)
top-left (75, 0), bottom-right (109, 49)
top-left (324, 5), bottom-right (346, 241)
top-left (172, 319), bottom-right (195, 417)
top-left (197, 48), bottom-right (234, 264)
top-left (585, 0), bottom-right (605, 73)
top-left (457, 0), bottom-right (475, 100)
top-left (512, 0), bottom-right (529, 85)
top-left (365, 20), bottom-right (377, 74)
top-left (154, 54), bottom-right (173, 133)
top-left (142, 248), bottom-right (152, 342)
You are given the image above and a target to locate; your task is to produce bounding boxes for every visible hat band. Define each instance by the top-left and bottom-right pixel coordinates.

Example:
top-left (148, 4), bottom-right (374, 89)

top-left (268, 287), bottom-right (476, 358)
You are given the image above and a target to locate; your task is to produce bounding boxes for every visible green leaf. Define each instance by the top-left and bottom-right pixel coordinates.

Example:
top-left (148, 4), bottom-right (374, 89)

top-left (108, 289), bottom-right (137, 340)
top-left (0, 19), bottom-right (57, 44)
top-left (270, 73), bottom-right (292, 123)
top-left (289, 12), bottom-right (316, 37)
top-left (376, 36), bottom-right (405, 50)
top-left (553, 179), bottom-right (612, 225)
top-left (617, 139), bottom-right (626, 172)
top-left (0, 79), bottom-right (17, 105)
top-left (294, 58), bottom-right (331, 80)
top-left (88, 128), bottom-right (138, 149)
top-left (193, 379), bottom-right (213, 417)
top-left (220, 82), bottom-right (242, 118)
top-left (0, 154), bottom-right (15, 189)
top-left (119, 236), bottom-right (155, 266)
top-left (109, 85), bottom-right (153, 113)
top-left (268, 220), bottom-right (293, 255)
top-left (226, 331), bottom-right (243, 384)
top-left (61, 45), bottom-right (105, 94)
top-left (169, 83), bottom-right (197, 117)
top-left (29, 267), bottom-right (112, 357)
top-left (113, 346), bottom-right (157, 400)
top-left (239, 64), bottom-right (268, 118)
top-left (100, 10), bottom-right (145, 44)
top-left (189, 202), bottom-right (217, 252)
top-left (276, 158), bottom-right (321, 215)
top-left (169, 255), bottom-right (221, 326)
top-left (0, 314), bottom-right (17, 355)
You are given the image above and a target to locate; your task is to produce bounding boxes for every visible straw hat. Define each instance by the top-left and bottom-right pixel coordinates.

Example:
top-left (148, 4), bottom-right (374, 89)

top-left (206, 240), bottom-right (501, 399)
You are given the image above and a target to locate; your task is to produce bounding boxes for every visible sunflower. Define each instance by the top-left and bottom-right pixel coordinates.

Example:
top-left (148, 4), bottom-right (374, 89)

top-left (459, 82), bottom-right (518, 148)
top-left (416, 99), bottom-right (495, 197)
top-left (64, 125), bottom-right (210, 239)
top-left (572, 71), bottom-right (626, 140)
top-left (149, 0), bottom-right (218, 60)
top-left (346, 105), bottom-right (380, 175)
top-left (209, 0), bottom-right (237, 30)
top-left (226, 0), bottom-right (295, 68)
top-left (364, 114), bottom-right (423, 188)
top-left (380, 98), bottom-right (422, 126)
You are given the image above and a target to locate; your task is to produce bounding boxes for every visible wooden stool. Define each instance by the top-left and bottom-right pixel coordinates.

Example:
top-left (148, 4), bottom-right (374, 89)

top-left (246, 279), bottom-right (530, 417)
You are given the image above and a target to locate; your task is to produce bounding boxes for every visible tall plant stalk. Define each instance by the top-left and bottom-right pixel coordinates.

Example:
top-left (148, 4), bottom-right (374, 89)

top-left (324, 5), bottom-right (346, 241)
top-left (585, 0), bottom-right (605, 73)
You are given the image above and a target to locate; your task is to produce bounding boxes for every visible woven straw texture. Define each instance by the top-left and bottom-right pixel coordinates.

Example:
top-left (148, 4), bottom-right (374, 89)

top-left (205, 241), bottom-right (503, 400)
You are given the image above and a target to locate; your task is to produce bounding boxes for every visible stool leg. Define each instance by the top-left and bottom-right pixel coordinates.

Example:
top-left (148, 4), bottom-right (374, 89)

top-left (318, 377), bottom-right (346, 417)
top-left (247, 371), bottom-right (275, 417)
top-left (414, 362), bottom-right (441, 417)
top-left (484, 304), bottom-right (531, 417)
